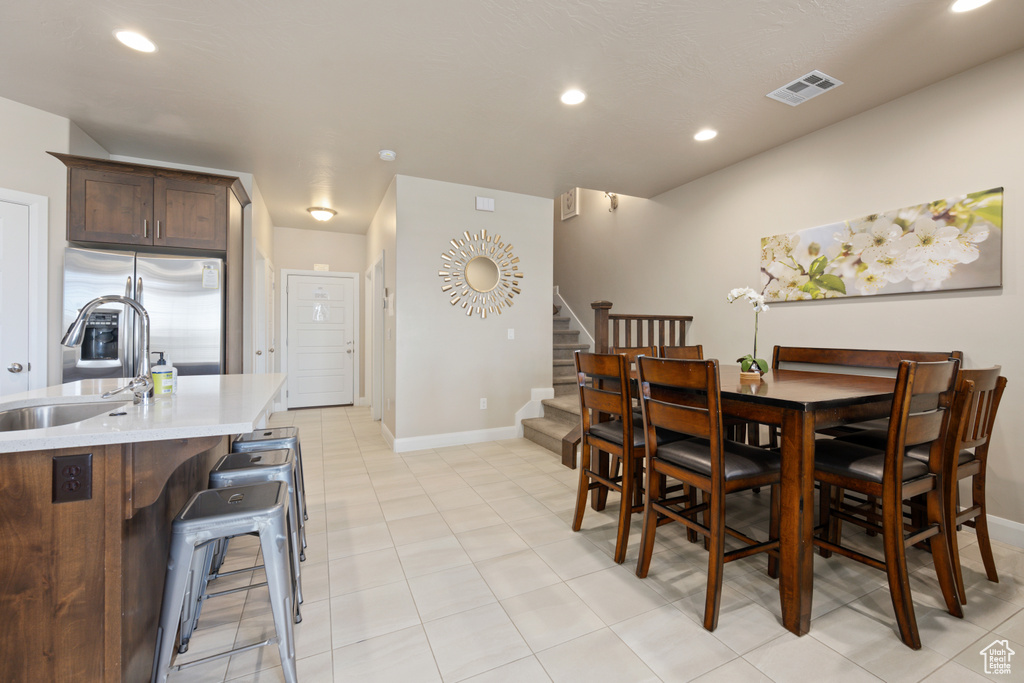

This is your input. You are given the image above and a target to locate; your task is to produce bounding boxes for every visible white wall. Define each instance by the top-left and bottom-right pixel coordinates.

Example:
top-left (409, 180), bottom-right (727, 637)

top-left (555, 49), bottom-right (1024, 527)
top-left (393, 175), bottom-right (553, 448)
top-left (365, 179), bottom-right (398, 436)
top-left (0, 96), bottom-right (82, 385)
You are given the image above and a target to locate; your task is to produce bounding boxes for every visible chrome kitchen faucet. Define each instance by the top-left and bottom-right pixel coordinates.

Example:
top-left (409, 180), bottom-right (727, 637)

top-left (61, 295), bottom-right (155, 404)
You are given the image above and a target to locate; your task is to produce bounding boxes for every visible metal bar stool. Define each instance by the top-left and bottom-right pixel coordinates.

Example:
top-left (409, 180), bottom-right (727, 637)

top-left (233, 427), bottom-right (308, 532)
top-left (151, 482), bottom-right (297, 683)
top-left (179, 449), bottom-right (306, 653)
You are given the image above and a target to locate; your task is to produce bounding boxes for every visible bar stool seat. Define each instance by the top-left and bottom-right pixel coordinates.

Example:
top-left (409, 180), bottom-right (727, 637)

top-left (151, 482), bottom-right (297, 683)
top-left (233, 427), bottom-right (308, 529)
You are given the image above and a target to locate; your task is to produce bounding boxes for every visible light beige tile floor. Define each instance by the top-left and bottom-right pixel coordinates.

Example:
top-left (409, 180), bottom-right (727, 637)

top-left (166, 406), bottom-right (1024, 682)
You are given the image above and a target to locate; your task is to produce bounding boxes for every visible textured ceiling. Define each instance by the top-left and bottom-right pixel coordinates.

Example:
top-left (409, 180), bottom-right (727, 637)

top-left (2, 0), bottom-right (1023, 234)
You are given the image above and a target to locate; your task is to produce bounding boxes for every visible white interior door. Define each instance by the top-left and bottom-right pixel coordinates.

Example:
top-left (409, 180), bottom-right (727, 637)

top-left (286, 273), bottom-right (355, 408)
top-left (253, 252), bottom-right (267, 373)
top-left (0, 199), bottom-right (30, 396)
top-left (266, 262), bottom-right (276, 372)
top-left (371, 256), bottom-right (384, 421)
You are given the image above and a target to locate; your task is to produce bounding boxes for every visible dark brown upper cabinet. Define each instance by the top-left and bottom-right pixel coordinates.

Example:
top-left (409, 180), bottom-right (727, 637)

top-left (51, 153), bottom-right (249, 252)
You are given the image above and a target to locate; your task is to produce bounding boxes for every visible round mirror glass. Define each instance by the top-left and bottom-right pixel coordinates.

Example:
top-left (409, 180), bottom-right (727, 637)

top-left (465, 256), bottom-right (500, 293)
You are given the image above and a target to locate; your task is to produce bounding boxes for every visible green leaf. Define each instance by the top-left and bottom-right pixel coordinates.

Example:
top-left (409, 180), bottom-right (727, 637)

top-left (801, 281), bottom-right (821, 295)
top-left (968, 205), bottom-right (1002, 229)
top-left (754, 358), bottom-right (768, 374)
top-left (809, 255), bottom-right (827, 278)
top-left (740, 358), bottom-right (753, 372)
top-left (816, 274), bottom-right (847, 294)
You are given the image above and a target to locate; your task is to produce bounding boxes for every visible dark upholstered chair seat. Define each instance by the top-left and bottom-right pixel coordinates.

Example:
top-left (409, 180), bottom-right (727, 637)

top-left (836, 430), bottom-right (976, 465)
top-left (655, 438), bottom-right (780, 481)
top-left (589, 417), bottom-right (686, 448)
top-left (815, 438), bottom-right (928, 483)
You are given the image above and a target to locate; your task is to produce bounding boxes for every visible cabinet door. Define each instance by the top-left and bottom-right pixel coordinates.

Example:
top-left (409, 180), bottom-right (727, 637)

top-left (153, 178), bottom-right (227, 250)
top-left (68, 168), bottom-right (153, 245)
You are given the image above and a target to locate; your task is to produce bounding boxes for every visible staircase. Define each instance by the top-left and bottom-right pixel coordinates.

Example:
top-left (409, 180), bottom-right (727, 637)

top-left (522, 306), bottom-right (587, 455)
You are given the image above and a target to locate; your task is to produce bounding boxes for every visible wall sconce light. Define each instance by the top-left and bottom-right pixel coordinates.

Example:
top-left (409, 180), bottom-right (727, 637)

top-left (307, 207), bottom-right (337, 222)
top-left (605, 192), bottom-right (618, 212)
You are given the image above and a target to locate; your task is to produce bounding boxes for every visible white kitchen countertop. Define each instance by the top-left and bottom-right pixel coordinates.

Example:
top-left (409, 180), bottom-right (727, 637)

top-left (0, 374), bottom-right (286, 453)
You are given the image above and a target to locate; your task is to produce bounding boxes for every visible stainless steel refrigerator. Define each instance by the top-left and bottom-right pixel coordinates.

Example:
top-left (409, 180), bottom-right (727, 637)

top-left (62, 247), bottom-right (225, 382)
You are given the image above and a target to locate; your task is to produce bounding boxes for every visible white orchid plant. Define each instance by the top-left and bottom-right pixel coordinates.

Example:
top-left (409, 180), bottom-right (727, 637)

top-left (727, 287), bottom-right (770, 374)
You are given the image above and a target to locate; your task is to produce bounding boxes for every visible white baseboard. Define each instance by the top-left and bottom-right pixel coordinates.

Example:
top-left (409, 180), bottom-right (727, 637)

top-left (514, 387), bottom-right (556, 437)
top-left (984, 514), bottom-right (1024, 550)
top-left (355, 396), bottom-right (370, 407)
top-left (392, 425), bottom-right (520, 453)
top-left (381, 422), bottom-right (395, 449)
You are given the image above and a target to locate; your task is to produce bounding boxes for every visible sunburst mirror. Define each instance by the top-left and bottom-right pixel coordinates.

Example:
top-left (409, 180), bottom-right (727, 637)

top-left (438, 229), bottom-right (524, 318)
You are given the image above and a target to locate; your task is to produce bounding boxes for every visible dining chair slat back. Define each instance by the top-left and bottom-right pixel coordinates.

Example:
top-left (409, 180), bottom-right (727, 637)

top-left (659, 345), bottom-right (704, 360)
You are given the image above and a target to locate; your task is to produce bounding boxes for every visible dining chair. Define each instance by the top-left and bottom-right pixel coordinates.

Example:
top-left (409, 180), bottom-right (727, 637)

top-left (634, 356), bottom-right (781, 631)
top-left (836, 366), bottom-right (1006, 604)
top-left (572, 351), bottom-right (678, 563)
top-left (814, 359), bottom-right (964, 649)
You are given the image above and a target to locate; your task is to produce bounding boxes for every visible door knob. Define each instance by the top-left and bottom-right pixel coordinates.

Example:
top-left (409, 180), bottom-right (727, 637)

top-left (7, 363), bottom-right (24, 373)
top-left (346, 349), bottom-right (353, 354)
top-left (256, 350), bottom-right (263, 356)
top-left (269, 347), bottom-right (275, 353)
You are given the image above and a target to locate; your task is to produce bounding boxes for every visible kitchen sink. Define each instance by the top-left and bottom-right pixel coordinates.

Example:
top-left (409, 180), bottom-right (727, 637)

top-left (0, 401), bottom-right (129, 432)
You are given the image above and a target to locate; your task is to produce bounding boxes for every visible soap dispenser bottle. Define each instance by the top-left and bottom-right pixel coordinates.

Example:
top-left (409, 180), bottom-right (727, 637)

top-left (151, 352), bottom-right (176, 395)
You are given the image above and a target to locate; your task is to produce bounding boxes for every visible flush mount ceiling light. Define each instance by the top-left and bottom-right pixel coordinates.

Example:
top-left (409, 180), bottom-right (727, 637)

top-left (378, 149), bottom-right (397, 161)
top-left (694, 128), bottom-right (718, 141)
top-left (307, 207), bottom-right (337, 221)
top-left (114, 30), bottom-right (156, 52)
top-left (560, 89), bottom-right (586, 105)
top-left (951, 0), bottom-right (993, 12)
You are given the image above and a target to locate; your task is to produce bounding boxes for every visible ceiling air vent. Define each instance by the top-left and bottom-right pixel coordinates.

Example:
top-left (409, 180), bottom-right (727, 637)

top-left (767, 70), bottom-right (843, 107)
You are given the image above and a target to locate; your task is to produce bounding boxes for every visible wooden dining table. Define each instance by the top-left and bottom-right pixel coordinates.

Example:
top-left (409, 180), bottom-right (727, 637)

top-left (716, 364), bottom-right (898, 636)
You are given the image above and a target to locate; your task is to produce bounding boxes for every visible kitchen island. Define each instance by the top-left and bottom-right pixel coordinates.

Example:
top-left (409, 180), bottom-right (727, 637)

top-left (0, 374), bottom-right (285, 682)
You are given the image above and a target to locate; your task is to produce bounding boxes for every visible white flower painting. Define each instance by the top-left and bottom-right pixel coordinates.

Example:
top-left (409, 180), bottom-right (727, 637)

top-left (760, 188), bottom-right (1002, 302)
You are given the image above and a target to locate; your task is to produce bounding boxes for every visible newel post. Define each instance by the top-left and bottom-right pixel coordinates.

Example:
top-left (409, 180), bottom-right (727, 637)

top-left (592, 301), bottom-right (612, 353)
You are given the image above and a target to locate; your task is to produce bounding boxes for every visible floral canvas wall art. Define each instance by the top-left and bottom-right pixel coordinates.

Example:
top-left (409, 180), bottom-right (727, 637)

top-left (760, 187), bottom-right (1003, 302)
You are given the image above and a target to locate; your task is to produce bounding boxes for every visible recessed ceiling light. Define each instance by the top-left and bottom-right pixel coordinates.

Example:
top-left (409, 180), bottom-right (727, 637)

top-left (951, 0), bottom-right (993, 12)
top-left (307, 207), bottom-right (337, 221)
top-left (560, 89), bottom-right (586, 105)
top-left (114, 30), bottom-right (156, 53)
top-left (378, 149), bottom-right (397, 161)
top-left (694, 129), bottom-right (718, 141)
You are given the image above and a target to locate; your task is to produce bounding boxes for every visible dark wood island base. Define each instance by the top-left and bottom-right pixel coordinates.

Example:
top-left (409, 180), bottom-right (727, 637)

top-left (1, 436), bottom-right (228, 682)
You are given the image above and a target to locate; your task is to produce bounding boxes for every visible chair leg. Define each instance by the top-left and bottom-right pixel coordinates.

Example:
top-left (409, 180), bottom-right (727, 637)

top-left (614, 453), bottom-right (633, 564)
top-left (684, 485), bottom-right (698, 543)
top-left (767, 484), bottom-right (780, 579)
top-left (259, 519), bottom-right (299, 683)
top-left (593, 450), bottom-right (610, 511)
top-left (882, 496), bottom-right (921, 650)
top-left (572, 441), bottom-right (592, 532)
top-left (972, 473), bottom-right (999, 584)
top-left (926, 489), bottom-right (964, 620)
top-left (635, 464), bottom-right (661, 579)
top-left (703, 487), bottom-right (726, 632)
top-left (817, 482), bottom-right (832, 559)
top-left (151, 539), bottom-right (195, 683)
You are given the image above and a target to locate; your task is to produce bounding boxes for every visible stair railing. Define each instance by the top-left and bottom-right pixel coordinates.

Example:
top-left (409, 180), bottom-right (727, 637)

top-left (560, 301), bottom-right (693, 468)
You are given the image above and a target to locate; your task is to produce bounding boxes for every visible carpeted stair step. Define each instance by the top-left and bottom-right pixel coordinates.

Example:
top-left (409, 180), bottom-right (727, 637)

top-left (541, 394), bottom-right (581, 425)
top-left (522, 416), bottom-right (576, 455)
